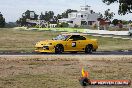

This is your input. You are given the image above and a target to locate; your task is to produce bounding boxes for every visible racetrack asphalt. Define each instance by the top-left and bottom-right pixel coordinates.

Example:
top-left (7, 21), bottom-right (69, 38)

top-left (0, 50), bottom-right (132, 55)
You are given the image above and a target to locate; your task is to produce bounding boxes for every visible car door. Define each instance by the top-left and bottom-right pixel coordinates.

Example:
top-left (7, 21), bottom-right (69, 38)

top-left (75, 35), bottom-right (87, 51)
top-left (65, 35), bottom-right (87, 51)
top-left (65, 35), bottom-right (78, 51)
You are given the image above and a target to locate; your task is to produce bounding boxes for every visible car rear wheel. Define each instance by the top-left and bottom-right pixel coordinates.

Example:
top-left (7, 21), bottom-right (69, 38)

top-left (85, 45), bottom-right (93, 54)
top-left (55, 44), bottom-right (64, 54)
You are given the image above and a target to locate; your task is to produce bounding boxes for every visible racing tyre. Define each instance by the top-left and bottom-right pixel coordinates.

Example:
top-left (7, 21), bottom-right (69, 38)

top-left (85, 45), bottom-right (93, 54)
top-left (55, 45), bottom-right (64, 54)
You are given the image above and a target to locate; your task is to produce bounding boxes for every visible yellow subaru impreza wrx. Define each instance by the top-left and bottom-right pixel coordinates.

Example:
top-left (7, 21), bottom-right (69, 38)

top-left (35, 33), bottom-right (98, 54)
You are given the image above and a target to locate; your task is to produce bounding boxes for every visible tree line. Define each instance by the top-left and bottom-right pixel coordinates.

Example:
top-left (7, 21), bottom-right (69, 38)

top-left (1, 0), bottom-right (132, 28)
top-left (103, 0), bottom-right (132, 15)
top-left (16, 9), bottom-right (77, 27)
top-left (0, 12), bottom-right (5, 28)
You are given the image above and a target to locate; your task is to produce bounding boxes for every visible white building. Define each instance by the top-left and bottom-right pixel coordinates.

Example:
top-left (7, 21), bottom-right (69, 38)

top-left (26, 19), bottom-right (48, 28)
top-left (59, 5), bottom-right (99, 27)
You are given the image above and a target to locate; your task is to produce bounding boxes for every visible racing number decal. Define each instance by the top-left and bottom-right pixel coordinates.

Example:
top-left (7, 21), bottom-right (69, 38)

top-left (72, 42), bottom-right (76, 47)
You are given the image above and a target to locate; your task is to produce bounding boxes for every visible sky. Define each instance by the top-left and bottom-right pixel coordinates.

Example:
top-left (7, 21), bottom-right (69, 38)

top-left (0, 0), bottom-right (132, 22)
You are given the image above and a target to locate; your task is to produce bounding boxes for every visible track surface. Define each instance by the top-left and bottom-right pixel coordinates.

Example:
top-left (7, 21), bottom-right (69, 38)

top-left (0, 51), bottom-right (132, 55)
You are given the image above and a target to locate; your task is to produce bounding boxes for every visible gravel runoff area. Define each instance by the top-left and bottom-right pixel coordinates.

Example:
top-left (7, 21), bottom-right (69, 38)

top-left (0, 55), bottom-right (132, 88)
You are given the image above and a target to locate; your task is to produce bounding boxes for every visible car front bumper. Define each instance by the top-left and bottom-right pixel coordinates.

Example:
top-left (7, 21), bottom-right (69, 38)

top-left (35, 46), bottom-right (55, 53)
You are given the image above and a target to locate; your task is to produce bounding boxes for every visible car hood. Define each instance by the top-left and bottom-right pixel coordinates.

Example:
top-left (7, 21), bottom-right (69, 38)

top-left (35, 40), bottom-right (62, 47)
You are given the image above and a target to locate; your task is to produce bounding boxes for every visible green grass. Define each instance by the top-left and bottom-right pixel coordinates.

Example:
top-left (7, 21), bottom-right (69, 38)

top-left (86, 36), bottom-right (132, 51)
top-left (15, 27), bottom-right (85, 32)
top-left (0, 28), bottom-right (132, 53)
top-left (0, 28), bottom-right (60, 52)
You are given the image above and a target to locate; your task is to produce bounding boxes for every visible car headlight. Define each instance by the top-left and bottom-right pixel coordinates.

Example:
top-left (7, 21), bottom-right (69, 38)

top-left (35, 42), bottom-right (38, 45)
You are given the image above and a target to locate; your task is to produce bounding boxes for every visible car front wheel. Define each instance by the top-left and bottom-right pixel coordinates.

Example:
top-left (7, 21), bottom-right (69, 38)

top-left (55, 45), bottom-right (64, 54)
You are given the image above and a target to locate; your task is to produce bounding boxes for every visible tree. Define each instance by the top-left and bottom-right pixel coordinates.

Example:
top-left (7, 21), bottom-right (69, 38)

top-left (112, 19), bottom-right (119, 26)
top-left (56, 9), bottom-right (77, 24)
top-left (61, 9), bottom-right (77, 18)
top-left (98, 12), bottom-right (103, 19)
top-left (0, 12), bottom-right (5, 28)
top-left (16, 17), bottom-right (26, 26)
top-left (102, 0), bottom-right (132, 15)
top-left (39, 12), bottom-right (45, 20)
top-left (22, 10), bottom-right (38, 20)
top-left (42, 11), bottom-right (58, 24)
top-left (122, 20), bottom-right (129, 25)
top-left (5, 22), bottom-right (17, 28)
top-left (51, 16), bottom-right (58, 24)
top-left (57, 9), bottom-right (77, 19)
top-left (128, 20), bottom-right (132, 23)
top-left (43, 11), bottom-right (54, 22)
top-left (57, 14), bottom-right (62, 19)
top-left (118, 20), bottom-right (123, 28)
top-left (104, 9), bottom-right (115, 20)
top-left (98, 9), bottom-right (115, 21)
top-left (16, 10), bottom-right (38, 26)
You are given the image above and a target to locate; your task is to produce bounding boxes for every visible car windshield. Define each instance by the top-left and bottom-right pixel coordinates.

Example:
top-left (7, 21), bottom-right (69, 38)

top-left (53, 35), bottom-right (70, 40)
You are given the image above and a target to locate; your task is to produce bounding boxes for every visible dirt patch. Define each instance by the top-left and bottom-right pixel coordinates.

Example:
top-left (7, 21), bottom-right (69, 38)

top-left (0, 55), bottom-right (132, 88)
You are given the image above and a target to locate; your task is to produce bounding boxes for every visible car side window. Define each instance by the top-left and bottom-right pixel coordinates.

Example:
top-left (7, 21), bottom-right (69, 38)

top-left (78, 36), bottom-right (86, 40)
top-left (69, 35), bottom-right (86, 41)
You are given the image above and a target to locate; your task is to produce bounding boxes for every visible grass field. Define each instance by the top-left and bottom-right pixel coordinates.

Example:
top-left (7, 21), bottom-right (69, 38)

top-left (0, 28), bottom-right (60, 53)
top-left (0, 55), bottom-right (131, 88)
top-left (0, 28), bottom-right (132, 88)
top-left (0, 28), bottom-right (132, 53)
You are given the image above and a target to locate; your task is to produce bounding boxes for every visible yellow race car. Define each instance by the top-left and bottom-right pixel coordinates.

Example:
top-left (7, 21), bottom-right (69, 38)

top-left (35, 33), bottom-right (98, 54)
